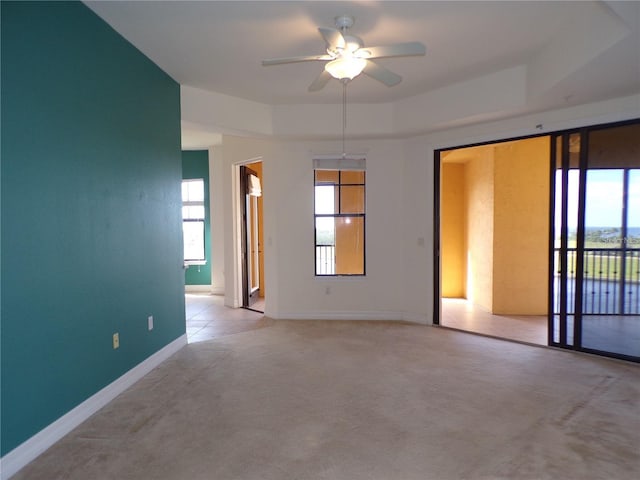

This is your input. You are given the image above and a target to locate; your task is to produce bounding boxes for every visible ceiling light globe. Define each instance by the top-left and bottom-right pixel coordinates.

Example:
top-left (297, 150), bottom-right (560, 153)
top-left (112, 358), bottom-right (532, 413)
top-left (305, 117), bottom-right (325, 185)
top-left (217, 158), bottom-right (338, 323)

top-left (325, 57), bottom-right (366, 80)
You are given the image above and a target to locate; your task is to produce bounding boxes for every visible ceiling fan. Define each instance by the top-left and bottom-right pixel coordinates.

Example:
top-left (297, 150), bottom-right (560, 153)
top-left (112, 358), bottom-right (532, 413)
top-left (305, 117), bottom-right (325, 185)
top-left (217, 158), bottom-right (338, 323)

top-left (262, 15), bottom-right (426, 91)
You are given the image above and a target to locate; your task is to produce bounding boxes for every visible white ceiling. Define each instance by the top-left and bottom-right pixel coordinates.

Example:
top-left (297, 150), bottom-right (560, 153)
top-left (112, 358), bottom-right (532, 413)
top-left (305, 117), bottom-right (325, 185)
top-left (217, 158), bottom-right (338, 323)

top-left (85, 1), bottom-right (640, 142)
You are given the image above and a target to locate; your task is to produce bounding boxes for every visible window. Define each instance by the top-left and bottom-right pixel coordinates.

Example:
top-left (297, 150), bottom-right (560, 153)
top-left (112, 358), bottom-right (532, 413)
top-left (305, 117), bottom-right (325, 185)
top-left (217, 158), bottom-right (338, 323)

top-left (314, 158), bottom-right (365, 275)
top-left (182, 179), bottom-right (206, 262)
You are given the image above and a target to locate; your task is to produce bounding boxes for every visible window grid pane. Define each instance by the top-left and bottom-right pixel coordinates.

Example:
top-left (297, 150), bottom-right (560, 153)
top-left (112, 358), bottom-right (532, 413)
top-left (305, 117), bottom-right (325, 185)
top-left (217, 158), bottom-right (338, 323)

top-left (340, 185), bottom-right (365, 214)
top-left (315, 170), bottom-right (339, 183)
top-left (182, 179), bottom-right (205, 202)
top-left (340, 171), bottom-right (365, 184)
top-left (183, 220), bottom-right (205, 260)
top-left (315, 185), bottom-right (336, 214)
top-left (314, 168), bottom-right (365, 276)
top-left (182, 205), bottom-right (205, 220)
top-left (182, 179), bottom-right (206, 262)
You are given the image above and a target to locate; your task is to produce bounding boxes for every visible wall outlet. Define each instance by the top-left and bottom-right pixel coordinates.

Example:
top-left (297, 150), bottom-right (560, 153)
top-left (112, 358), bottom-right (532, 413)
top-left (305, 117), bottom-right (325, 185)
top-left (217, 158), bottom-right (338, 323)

top-left (112, 333), bottom-right (119, 349)
top-left (148, 315), bottom-right (154, 331)
top-left (325, 286), bottom-right (331, 295)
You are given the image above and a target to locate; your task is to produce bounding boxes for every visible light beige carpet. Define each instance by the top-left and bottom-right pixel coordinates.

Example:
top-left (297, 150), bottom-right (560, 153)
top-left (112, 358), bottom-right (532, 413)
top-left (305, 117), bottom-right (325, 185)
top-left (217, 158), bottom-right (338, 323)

top-left (13, 320), bottom-right (640, 479)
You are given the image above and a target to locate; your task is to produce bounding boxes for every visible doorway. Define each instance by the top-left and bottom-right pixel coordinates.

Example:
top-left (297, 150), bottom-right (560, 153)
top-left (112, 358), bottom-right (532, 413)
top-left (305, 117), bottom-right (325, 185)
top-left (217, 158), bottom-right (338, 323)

top-left (437, 136), bottom-right (550, 345)
top-left (239, 163), bottom-right (265, 313)
top-left (435, 120), bottom-right (640, 362)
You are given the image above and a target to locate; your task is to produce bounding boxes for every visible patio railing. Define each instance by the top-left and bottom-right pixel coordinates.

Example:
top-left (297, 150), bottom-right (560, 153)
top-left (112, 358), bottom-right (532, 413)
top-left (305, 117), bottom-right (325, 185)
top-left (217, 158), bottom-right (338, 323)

top-left (316, 245), bottom-right (335, 275)
top-left (554, 248), bottom-right (640, 315)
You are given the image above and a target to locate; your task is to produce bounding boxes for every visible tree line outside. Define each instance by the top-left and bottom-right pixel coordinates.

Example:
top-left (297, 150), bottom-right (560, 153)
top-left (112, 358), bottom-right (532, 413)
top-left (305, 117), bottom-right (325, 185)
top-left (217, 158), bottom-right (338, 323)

top-left (558, 228), bottom-right (640, 282)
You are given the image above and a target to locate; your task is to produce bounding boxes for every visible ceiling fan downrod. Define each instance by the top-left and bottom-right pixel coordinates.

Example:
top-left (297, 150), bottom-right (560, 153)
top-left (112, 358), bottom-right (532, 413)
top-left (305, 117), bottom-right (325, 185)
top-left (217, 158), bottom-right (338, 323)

top-left (342, 80), bottom-right (347, 159)
top-left (335, 15), bottom-right (354, 33)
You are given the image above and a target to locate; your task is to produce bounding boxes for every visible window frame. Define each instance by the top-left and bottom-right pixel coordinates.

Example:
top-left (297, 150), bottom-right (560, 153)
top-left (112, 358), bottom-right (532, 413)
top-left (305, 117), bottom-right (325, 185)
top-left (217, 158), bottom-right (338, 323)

top-left (182, 178), bottom-right (207, 264)
top-left (314, 163), bottom-right (366, 277)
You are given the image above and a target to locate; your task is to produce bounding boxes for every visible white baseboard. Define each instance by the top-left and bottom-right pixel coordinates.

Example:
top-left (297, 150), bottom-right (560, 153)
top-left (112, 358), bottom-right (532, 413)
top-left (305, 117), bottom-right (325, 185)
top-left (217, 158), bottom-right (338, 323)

top-left (276, 311), bottom-right (404, 321)
top-left (274, 311), bottom-right (431, 324)
top-left (210, 285), bottom-right (224, 295)
top-left (184, 284), bottom-right (224, 295)
top-left (402, 312), bottom-right (431, 324)
top-left (0, 334), bottom-right (187, 480)
top-left (184, 284), bottom-right (213, 293)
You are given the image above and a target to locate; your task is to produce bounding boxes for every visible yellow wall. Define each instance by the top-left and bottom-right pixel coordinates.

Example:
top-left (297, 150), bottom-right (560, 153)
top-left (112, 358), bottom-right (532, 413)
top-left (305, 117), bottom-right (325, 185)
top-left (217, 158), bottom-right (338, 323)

top-left (492, 137), bottom-right (550, 314)
top-left (464, 147), bottom-right (495, 311)
top-left (441, 137), bottom-right (550, 315)
top-left (441, 163), bottom-right (466, 297)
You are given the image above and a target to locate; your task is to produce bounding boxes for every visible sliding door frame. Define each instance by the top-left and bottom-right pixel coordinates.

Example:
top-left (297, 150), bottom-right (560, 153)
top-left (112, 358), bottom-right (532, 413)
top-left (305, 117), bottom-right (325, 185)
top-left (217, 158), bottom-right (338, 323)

top-left (433, 118), bottom-right (639, 363)
top-left (552, 121), bottom-right (640, 362)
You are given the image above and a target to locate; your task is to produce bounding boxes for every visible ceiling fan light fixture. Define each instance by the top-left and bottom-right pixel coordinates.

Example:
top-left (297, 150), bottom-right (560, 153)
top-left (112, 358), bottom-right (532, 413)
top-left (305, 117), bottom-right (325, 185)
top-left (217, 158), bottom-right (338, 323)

top-left (325, 57), bottom-right (366, 80)
top-left (263, 14), bottom-right (425, 90)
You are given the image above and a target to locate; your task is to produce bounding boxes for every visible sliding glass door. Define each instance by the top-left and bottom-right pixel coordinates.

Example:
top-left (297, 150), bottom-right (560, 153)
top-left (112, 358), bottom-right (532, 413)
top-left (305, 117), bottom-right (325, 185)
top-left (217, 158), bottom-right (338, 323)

top-left (552, 122), bottom-right (640, 361)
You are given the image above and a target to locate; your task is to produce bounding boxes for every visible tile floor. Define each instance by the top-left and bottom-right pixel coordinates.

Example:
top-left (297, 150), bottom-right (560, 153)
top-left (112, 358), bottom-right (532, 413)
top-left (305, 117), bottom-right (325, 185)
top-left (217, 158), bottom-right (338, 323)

top-left (440, 298), bottom-right (547, 345)
top-left (248, 297), bottom-right (265, 312)
top-left (185, 294), bottom-right (273, 343)
top-left (581, 314), bottom-right (640, 357)
top-left (441, 297), bottom-right (639, 358)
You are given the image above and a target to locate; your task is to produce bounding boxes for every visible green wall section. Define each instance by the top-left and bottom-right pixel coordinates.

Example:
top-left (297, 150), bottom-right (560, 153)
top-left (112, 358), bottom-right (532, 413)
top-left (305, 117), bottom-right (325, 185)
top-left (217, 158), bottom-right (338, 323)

top-left (182, 150), bottom-right (212, 285)
top-left (1, 1), bottom-right (185, 455)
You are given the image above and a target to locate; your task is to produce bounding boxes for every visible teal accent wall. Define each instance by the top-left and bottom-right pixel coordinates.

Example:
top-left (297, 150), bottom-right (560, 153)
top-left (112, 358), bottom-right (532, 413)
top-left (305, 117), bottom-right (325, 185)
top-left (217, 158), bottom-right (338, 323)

top-left (1, 1), bottom-right (185, 455)
top-left (182, 150), bottom-right (212, 285)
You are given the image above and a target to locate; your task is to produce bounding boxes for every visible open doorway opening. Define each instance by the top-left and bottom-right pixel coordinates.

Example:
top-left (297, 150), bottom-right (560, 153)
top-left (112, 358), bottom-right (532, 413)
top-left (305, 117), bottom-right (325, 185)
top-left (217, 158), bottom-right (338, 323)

top-left (239, 162), bottom-right (265, 313)
top-left (437, 136), bottom-right (551, 345)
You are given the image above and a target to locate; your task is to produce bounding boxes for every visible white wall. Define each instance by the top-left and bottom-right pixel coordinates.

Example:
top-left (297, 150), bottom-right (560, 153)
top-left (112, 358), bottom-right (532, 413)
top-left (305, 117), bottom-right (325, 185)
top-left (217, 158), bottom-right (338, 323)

top-left (181, 86), bottom-right (272, 137)
top-left (424, 93), bottom-right (640, 150)
top-left (210, 93), bottom-right (639, 324)
top-left (221, 136), bottom-right (422, 321)
top-left (401, 137), bottom-right (434, 323)
top-left (209, 145), bottom-right (225, 295)
top-left (275, 139), bottom-right (406, 320)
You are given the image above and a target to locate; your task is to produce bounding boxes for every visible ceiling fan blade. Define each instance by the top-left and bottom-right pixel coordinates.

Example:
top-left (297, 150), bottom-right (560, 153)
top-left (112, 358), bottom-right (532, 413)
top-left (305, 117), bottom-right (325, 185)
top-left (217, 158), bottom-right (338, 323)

top-left (262, 54), bottom-right (332, 66)
top-left (363, 60), bottom-right (402, 87)
top-left (319, 27), bottom-right (345, 50)
top-left (358, 42), bottom-right (426, 59)
top-left (308, 70), bottom-right (332, 92)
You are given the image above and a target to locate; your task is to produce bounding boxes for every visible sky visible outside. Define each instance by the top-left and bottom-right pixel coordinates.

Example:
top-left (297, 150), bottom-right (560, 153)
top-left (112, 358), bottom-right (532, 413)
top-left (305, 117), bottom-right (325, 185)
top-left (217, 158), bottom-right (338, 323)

top-left (556, 169), bottom-right (640, 231)
top-left (315, 185), bottom-right (335, 244)
top-left (315, 185), bottom-right (334, 214)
